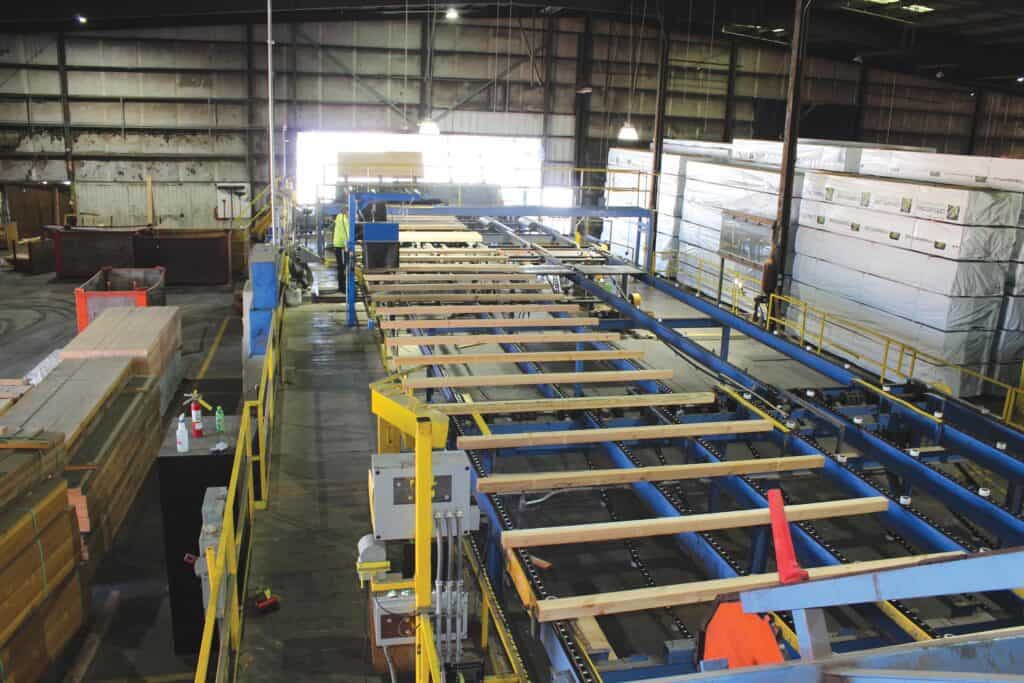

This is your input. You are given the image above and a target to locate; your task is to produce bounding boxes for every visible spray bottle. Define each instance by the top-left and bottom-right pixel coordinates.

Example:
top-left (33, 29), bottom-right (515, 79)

top-left (176, 414), bottom-right (190, 453)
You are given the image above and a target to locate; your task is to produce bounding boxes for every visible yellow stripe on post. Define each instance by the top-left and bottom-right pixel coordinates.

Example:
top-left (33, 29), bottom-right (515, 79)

top-left (414, 417), bottom-right (438, 683)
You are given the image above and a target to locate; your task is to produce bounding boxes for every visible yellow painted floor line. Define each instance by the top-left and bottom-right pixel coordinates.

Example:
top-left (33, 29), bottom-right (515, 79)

top-left (197, 316), bottom-right (230, 380)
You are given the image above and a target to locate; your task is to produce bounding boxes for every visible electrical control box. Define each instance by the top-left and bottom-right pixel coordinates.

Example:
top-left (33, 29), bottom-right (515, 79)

top-left (369, 450), bottom-right (479, 541)
top-left (373, 590), bottom-right (417, 646)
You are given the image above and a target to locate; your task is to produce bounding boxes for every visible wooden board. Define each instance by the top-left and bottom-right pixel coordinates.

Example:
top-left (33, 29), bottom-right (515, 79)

top-left (386, 332), bottom-right (621, 348)
top-left (339, 150), bottom-right (423, 177)
top-left (400, 231), bottom-right (482, 244)
top-left (477, 455), bottom-right (826, 494)
top-left (380, 317), bottom-right (600, 331)
top-left (429, 392), bottom-right (715, 415)
top-left (574, 618), bottom-right (618, 661)
top-left (405, 369), bottom-right (673, 390)
top-left (458, 419), bottom-right (774, 451)
top-left (376, 304), bottom-right (581, 315)
top-left (500, 497), bottom-right (889, 549)
top-left (370, 293), bottom-right (571, 303)
top-left (364, 274), bottom-right (538, 283)
top-left (391, 349), bottom-right (644, 367)
top-left (398, 255), bottom-right (509, 262)
top-left (395, 264), bottom-right (527, 272)
top-left (368, 282), bottom-right (550, 293)
top-left (535, 551), bottom-right (964, 622)
top-left (0, 358), bottom-right (133, 454)
top-left (60, 306), bottom-right (182, 376)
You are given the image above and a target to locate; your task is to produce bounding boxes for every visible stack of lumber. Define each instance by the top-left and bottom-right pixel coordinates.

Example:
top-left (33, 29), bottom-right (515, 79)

top-left (65, 377), bottom-right (162, 578)
top-left (60, 306), bottom-right (182, 376)
top-left (0, 379), bottom-right (30, 416)
top-left (0, 358), bottom-right (133, 460)
top-left (0, 433), bottom-right (66, 512)
top-left (0, 480), bottom-right (86, 682)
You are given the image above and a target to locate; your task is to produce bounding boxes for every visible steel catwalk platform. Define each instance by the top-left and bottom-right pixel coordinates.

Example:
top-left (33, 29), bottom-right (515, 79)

top-left (358, 210), bottom-right (1024, 683)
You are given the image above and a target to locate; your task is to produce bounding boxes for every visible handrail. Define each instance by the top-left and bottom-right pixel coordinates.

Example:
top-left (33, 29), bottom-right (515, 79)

top-left (765, 291), bottom-right (1024, 429)
top-left (193, 256), bottom-right (287, 682)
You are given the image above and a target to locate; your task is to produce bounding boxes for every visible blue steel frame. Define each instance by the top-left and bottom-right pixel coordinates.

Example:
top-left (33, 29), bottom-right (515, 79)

top-left (346, 191), bottom-right (420, 327)
top-left (380, 215), bottom-right (1024, 681)
top-left (616, 273), bottom-right (1024, 547)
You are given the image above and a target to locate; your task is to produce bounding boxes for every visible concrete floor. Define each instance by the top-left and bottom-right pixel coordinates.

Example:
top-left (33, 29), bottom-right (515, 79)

top-left (0, 268), bottom-right (241, 683)
top-left (237, 304), bottom-right (385, 682)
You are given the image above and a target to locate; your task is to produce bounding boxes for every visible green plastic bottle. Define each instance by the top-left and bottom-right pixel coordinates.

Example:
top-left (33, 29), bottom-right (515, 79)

top-left (215, 406), bottom-right (225, 433)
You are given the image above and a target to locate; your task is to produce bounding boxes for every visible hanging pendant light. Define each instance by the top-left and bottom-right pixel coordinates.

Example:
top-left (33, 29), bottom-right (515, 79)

top-left (618, 121), bottom-right (639, 141)
top-left (418, 118), bottom-right (441, 136)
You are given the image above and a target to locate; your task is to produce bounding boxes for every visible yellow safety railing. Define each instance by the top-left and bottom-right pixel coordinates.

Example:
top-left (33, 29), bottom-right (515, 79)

top-left (766, 292), bottom-right (1024, 430)
top-left (193, 257), bottom-right (287, 683)
top-left (690, 257), bottom-right (761, 315)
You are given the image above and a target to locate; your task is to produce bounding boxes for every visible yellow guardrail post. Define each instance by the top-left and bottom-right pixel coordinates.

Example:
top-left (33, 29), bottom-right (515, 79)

top-left (414, 417), bottom-right (439, 683)
top-left (880, 340), bottom-right (891, 384)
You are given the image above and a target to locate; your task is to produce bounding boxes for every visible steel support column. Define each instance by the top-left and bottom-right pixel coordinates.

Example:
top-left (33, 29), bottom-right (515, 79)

top-left (773, 0), bottom-right (811, 293)
top-left (645, 24), bottom-right (671, 274)
top-left (573, 15), bottom-right (594, 209)
top-left (56, 31), bottom-right (74, 184)
top-left (723, 42), bottom-right (738, 143)
top-left (967, 91), bottom-right (984, 155)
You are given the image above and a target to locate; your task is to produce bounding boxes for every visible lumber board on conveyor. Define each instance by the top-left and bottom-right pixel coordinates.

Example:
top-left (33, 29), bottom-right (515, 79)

top-left (391, 349), bottom-right (643, 367)
top-left (376, 304), bottom-right (581, 315)
top-left (405, 369), bottom-right (672, 390)
top-left (534, 551), bottom-right (964, 621)
top-left (398, 255), bottom-right (509, 262)
top-left (458, 419), bottom-right (774, 451)
top-left (368, 282), bottom-right (550, 293)
top-left (501, 496), bottom-right (889, 549)
top-left (477, 455), bottom-right (826, 494)
top-left (379, 317), bottom-right (599, 331)
top-left (0, 358), bottom-right (133, 455)
top-left (364, 274), bottom-right (538, 283)
top-left (371, 293), bottom-right (571, 303)
top-left (395, 264), bottom-right (528, 273)
top-left (386, 332), bottom-right (620, 347)
top-left (399, 231), bottom-right (482, 244)
top-left (59, 306), bottom-right (182, 376)
top-left (430, 392), bottom-right (715, 415)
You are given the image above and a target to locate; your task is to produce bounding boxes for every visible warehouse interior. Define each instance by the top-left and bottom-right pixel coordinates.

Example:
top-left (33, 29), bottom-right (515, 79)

top-left (3, 0), bottom-right (1024, 682)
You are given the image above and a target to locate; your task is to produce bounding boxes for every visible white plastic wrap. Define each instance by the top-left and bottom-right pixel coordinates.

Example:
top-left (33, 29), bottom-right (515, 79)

top-left (792, 254), bottom-right (1002, 331)
top-left (654, 232), bottom-right (680, 278)
top-left (787, 280), bottom-right (994, 363)
top-left (1000, 296), bottom-right (1024, 331)
top-left (682, 180), bottom-right (798, 231)
top-left (860, 150), bottom-right (1024, 193)
top-left (1010, 263), bottom-right (1024, 296)
top-left (799, 200), bottom-right (1019, 261)
top-left (680, 221), bottom-right (722, 252)
top-left (794, 227), bottom-right (1009, 297)
top-left (660, 139), bottom-right (733, 160)
top-left (731, 139), bottom-right (862, 172)
top-left (684, 159), bottom-right (804, 196)
top-left (802, 172), bottom-right (1023, 227)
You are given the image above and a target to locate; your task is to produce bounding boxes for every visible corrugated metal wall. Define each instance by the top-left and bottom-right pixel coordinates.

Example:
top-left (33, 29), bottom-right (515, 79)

top-left (2, 18), bottom-right (1024, 226)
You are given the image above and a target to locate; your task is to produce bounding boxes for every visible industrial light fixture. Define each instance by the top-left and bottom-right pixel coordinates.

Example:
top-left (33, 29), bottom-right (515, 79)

top-left (864, 0), bottom-right (899, 4)
top-left (771, 27), bottom-right (786, 33)
top-left (617, 121), bottom-right (639, 142)
top-left (418, 118), bottom-right (441, 135)
top-left (901, 4), bottom-right (934, 12)
top-left (75, 13), bottom-right (87, 24)
top-left (1017, 76), bottom-right (1024, 84)
top-left (445, 6), bottom-right (459, 20)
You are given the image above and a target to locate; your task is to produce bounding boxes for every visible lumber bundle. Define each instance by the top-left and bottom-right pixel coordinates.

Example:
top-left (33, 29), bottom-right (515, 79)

top-left (0, 358), bottom-right (132, 458)
top-left (60, 306), bottom-right (182, 376)
top-left (0, 433), bottom-right (66, 511)
top-left (0, 480), bottom-right (84, 678)
top-left (64, 377), bottom-right (162, 578)
top-left (0, 568), bottom-right (87, 683)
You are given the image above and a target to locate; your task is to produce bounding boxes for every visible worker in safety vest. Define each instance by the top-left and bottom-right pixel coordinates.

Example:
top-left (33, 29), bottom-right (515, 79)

top-left (333, 210), bottom-right (350, 294)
